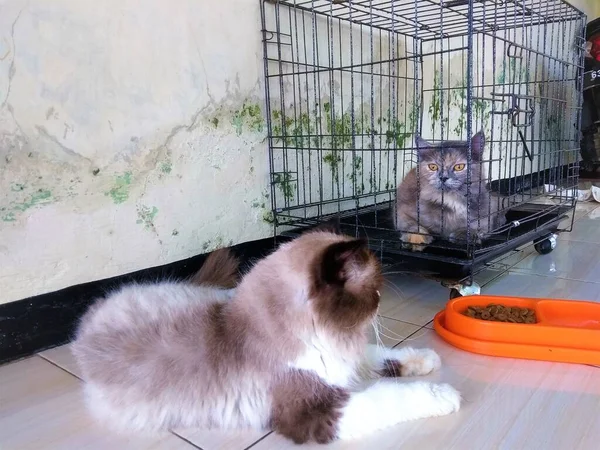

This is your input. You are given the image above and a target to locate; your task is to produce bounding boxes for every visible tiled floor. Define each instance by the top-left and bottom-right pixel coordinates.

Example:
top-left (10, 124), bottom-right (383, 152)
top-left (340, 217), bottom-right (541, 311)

top-left (2, 201), bottom-right (600, 450)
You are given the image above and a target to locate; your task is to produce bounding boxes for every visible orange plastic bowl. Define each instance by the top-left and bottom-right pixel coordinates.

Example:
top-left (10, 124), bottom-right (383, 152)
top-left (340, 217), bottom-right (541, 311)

top-left (434, 295), bottom-right (600, 365)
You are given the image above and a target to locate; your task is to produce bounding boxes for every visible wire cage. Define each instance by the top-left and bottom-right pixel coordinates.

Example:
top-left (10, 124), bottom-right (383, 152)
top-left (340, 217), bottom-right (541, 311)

top-left (260, 0), bottom-right (587, 280)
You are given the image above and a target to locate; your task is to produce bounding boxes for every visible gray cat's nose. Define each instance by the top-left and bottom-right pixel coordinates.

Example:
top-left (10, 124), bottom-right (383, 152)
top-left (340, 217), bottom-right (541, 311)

top-left (439, 176), bottom-right (449, 182)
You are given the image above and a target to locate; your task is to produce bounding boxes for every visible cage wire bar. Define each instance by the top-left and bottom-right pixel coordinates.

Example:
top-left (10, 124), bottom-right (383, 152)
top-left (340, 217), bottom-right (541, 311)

top-left (260, 0), bottom-right (586, 277)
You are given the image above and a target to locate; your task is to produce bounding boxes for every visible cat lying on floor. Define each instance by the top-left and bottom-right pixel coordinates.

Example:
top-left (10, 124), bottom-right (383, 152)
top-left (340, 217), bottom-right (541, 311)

top-left (395, 131), bottom-right (506, 251)
top-left (73, 222), bottom-right (460, 444)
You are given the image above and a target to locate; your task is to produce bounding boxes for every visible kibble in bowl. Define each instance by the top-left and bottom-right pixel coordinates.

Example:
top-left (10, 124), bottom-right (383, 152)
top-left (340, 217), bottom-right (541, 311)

top-left (463, 304), bottom-right (537, 324)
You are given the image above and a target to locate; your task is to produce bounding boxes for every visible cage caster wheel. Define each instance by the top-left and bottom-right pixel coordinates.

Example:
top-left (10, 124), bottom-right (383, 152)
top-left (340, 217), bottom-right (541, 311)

top-left (534, 233), bottom-right (557, 255)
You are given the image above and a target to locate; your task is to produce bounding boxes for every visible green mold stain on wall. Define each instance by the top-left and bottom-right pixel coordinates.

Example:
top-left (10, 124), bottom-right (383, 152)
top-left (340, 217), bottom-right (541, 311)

top-left (160, 161), bottom-right (173, 174)
top-left (201, 235), bottom-right (233, 252)
top-left (1, 186), bottom-right (53, 222)
top-left (428, 71), bottom-right (443, 135)
top-left (273, 172), bottom-right (295, 202)
top-left (348, 155), bottom-right (365, 194)
top-left (13, 189), bottom-right (53, 212)
top-left (496, 59), bottom-right (530, 85)
top-left (2, 211), bottom-right (16, 222)
top-left (426, 75), bottom-right (492, 138)
top-left (248, 190), bottom-right (273, 225)
top-left (262, 210), bottom-right (275, 224)
top-left (106, 172), bottom-right (132, 204)
top-left (136, 205), bottom-right (159, 229)
top-left (231, 103), bottom-right (265, 136)
top-left (269, 99), bottom-right (419, 200)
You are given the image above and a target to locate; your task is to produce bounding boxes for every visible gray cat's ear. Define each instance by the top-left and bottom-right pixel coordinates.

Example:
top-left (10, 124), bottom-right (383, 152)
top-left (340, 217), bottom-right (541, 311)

top-left (415, 134), bottom-right (433, 150)
top-left (471, 130), bottom-right (486, 158)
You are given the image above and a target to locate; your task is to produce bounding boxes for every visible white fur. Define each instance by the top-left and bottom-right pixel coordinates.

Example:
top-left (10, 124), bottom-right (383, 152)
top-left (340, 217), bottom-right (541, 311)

top-left (84, 377), bottom-right (271, 434)
top-left (441, 191), bottom-right (468, 217)
top-left (336, 380), bottom-right (461, 440)
top-left (290, 335), bottom-right (360, 387)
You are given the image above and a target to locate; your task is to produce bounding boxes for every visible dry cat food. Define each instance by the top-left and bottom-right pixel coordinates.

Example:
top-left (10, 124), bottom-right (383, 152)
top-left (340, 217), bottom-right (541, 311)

top-left (463, 304), bottom-right (537, 324)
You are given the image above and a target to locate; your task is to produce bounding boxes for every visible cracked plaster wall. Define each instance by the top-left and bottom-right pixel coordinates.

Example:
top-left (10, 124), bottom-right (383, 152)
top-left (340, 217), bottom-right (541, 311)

top-left (1, 0), bottom-right (273, 304)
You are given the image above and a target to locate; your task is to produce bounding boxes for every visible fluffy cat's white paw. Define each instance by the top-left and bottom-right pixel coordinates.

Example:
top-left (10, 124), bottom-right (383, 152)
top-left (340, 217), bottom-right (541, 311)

top-left (428, 382), bottom-right (461, 416)
top-left (398, 348), bottom-right (441, 376)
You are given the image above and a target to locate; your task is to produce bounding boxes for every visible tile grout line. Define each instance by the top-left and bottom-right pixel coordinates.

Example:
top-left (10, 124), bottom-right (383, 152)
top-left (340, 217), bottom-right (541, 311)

top-left (36, 354), bottom-right (83, 381)
top-left (377, 315), bottom-right (424, 328)
top-left (392, 325), bottom-right (428, 349)
top-left (169, 431), bottom-right (205, 450)
top-left (244, 431), bottom-right (274, 450)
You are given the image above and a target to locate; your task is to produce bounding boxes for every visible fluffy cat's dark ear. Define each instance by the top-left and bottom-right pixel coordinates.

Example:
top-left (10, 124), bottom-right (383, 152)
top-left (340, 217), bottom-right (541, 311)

top-left (471, 130), bottom-right (486, 159)
top-left (312, 216), bottom-right (342, 235)
top-left (415, 134), bottom-right (433, 150)
top-left (319, 239), bottom-right (369, 285)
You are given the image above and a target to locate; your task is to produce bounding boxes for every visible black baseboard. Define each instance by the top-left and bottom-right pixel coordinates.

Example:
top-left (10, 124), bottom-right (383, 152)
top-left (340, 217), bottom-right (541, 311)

top-left (0, 236), bottom-right (278, 365)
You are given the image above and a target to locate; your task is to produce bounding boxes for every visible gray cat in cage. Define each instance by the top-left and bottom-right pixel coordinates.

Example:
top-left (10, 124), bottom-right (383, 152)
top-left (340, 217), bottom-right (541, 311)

top-left (394, 131), bottom-right (506, 251)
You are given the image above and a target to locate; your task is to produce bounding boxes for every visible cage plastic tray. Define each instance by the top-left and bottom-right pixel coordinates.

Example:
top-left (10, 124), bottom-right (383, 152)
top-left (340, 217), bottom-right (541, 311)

top-left (433, 295), bottom-right (600, 365)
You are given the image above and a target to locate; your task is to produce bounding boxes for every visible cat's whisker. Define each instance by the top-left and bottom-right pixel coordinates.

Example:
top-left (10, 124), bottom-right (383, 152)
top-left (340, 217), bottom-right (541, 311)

top-left (381, 280), bottom-right (406, 301)
top-left (371, 317), bottom-right (385, 346)
top-left (396, 332), bottom-right (428, 344)
top-left (376, 322), bottom-right (414, 340)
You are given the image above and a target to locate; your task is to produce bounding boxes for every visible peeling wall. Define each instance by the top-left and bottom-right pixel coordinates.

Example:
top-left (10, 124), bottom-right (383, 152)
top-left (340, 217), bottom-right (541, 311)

top-left (0, 0), bottom-right (273, 304)
top-left (0, 0), bottom-right (597, 304)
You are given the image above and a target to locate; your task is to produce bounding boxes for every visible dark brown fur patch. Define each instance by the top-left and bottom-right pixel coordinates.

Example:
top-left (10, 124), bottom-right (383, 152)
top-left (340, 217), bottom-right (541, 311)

top-left (378, 359), bottom-right (404, 378)
top-left (318, 239), bottom-right (369, 286)
top-left (189, 248), bottom-right (240, 288)
top-left (310, 239), bottom-right (382, 329)
top-left (270, 370), bottom-right (350, 444)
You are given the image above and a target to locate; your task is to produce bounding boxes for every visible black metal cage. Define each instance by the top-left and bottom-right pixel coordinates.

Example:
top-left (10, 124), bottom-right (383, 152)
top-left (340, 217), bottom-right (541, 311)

top-left (260, 0), bottom-right (587, 280)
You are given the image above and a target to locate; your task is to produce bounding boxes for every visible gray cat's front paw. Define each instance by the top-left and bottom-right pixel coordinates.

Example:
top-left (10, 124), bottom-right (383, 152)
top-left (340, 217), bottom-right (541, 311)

top-left (401, 229), bottom-right (433, 251)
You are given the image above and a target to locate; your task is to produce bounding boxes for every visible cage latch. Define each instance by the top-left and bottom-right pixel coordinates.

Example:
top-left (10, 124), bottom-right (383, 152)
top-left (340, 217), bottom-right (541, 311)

top-left (491, 92), bottom-right (535, 128)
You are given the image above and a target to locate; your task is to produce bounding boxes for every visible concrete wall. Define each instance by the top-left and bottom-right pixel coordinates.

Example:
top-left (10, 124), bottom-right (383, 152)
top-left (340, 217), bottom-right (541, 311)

top-left (0, 0), bottom-right (598, 304)
top-left (0, 0), bottom-right (273, 303)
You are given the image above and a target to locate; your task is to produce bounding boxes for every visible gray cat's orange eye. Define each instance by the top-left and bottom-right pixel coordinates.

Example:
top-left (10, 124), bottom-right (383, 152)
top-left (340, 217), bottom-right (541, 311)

top-left (453, 164), bottom-right (466, 171)
top-left (427, 163), bottom-right (439, 171)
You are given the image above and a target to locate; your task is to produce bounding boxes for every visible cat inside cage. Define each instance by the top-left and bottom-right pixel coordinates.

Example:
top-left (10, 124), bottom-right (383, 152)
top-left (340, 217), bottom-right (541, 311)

top-left (261, 0), bottom-right (583, 263)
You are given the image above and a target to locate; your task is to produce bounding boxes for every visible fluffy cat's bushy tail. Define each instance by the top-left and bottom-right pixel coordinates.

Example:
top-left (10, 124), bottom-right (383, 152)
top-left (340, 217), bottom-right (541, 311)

top-left (189, 248), bottom-right (240, 289)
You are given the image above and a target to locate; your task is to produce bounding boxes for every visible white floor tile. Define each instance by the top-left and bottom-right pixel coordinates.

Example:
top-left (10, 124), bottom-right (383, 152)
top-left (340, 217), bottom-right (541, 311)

top-left (0, 357), bottom-right (195, 450)
top-left (509, 240), bottom-right (600, 284)
top-left (482, 271), bottom-right (600, 301)
top-left (560, 213), bottom-right (600, 244)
